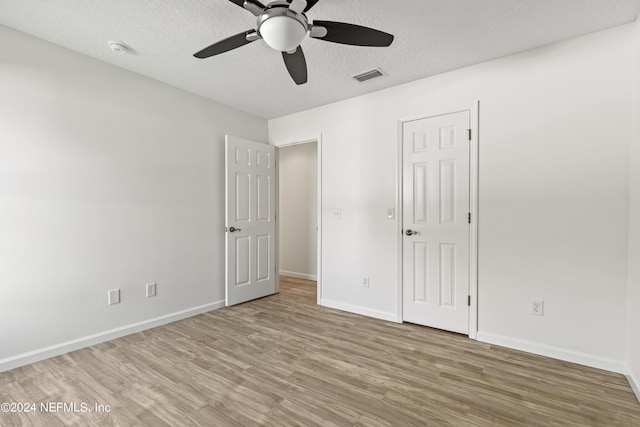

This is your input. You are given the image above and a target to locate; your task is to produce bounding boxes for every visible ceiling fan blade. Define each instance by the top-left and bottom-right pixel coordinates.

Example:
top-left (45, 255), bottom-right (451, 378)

top-left (194, 30), bottom-right (257, 58)
top-left (282, 47), bottom-right (308, 85)
top-left (310, 20), bottom-right (394, 47)
top-left (304, 0), bottom-right (321, 12)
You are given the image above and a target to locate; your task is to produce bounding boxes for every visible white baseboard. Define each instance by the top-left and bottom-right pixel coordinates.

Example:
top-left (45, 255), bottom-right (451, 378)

top-left (627, 372), bottom-right (640, 403)
top-left (0, 300), bottom-right (225, 373)
top-left (280, 270), bottom-right (317, 281)
top-left (476, 331), bottom-right (626, 374)
top-left (321, 298), bottom-right (398, 323)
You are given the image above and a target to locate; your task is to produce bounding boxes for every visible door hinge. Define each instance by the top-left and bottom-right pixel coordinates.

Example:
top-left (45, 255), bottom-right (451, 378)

top-left (468, 212), bottom-right (471, 224)
top-left (467, 129), bottom-right (472, 140)
top-left (468, 295), bottom-right (471, 306)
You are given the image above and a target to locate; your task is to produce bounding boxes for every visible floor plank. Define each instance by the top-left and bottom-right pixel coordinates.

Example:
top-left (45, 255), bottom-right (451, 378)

top-left (1, 275), bottom-right (638, 426)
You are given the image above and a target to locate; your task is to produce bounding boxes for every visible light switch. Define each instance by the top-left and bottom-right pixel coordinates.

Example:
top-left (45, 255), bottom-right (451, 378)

top-left (387, 207), bottom-right (395, 219)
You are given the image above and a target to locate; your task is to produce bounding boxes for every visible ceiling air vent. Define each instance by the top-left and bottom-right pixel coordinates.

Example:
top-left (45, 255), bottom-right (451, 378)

top-left (353, 68), bottom-right (385, 83)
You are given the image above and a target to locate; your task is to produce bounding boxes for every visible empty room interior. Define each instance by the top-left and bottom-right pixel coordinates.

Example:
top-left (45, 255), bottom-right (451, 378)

top-left (1, 0), bottom-right (640, 425)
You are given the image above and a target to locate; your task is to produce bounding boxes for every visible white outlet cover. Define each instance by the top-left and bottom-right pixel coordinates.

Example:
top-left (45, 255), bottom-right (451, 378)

top-left (531, 299), bottom-right (544, 316)
top-left (331, 208), bottom-right (342, 220)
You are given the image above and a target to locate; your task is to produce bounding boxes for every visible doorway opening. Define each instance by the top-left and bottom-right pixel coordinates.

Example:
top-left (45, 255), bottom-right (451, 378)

top-left (277, 139), bottom-right (321, 303)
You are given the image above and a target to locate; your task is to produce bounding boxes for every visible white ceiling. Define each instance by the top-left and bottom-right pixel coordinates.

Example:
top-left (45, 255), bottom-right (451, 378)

top-left (1, 0), bottom-right (639, 119)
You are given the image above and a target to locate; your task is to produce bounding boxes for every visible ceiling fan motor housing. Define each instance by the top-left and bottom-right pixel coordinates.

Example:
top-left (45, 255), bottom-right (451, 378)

top-left (257, 5), bottom-right (309, 52)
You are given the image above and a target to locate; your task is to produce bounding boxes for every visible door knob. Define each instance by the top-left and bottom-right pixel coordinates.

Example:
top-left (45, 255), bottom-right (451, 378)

top-left (405, 229), bottom-right (417, 236)
top-left (229, 226), bottom-right (241, 233)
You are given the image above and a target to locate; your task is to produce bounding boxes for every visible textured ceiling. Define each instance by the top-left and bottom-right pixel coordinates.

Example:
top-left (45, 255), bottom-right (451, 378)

top-left (1, 0), bottom-right (639, 119)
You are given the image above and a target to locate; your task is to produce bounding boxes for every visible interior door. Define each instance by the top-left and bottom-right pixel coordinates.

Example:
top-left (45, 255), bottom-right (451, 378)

top-left (225, 135), bottom-right (276, 306)
top-left (402, 111), bottom-right (470, 334)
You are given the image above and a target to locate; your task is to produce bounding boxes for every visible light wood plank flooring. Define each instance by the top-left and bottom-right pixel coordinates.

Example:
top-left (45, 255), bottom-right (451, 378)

top-left (1, 276), bottom-right (639, 426)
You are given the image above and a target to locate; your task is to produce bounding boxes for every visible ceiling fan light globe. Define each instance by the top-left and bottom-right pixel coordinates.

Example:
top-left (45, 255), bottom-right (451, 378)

top-left (260, 16), bottom-right (306, 52)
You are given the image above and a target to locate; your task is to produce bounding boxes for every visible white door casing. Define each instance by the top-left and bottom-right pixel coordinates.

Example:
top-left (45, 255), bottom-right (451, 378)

top-left (225, 135), bottom-right (276, 306)
top-left (402, 111), bottom-right (470, 334)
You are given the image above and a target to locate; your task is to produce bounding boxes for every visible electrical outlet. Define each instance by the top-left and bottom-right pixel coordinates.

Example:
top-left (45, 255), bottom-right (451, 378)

top-left (146, 283), bottom-right (157, 298)
top-left (362, 277), bottom-right (370, 288)
top-left (531, 299), bottom-right (544, 316)
top-left (331, 208), bottom-right (342, 220)
top-left (108, 289), bottom-right (120, 305)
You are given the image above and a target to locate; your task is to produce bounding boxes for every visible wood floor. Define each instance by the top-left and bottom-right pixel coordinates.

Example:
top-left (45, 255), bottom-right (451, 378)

top-left (1, 276), bottom-right (639, 426)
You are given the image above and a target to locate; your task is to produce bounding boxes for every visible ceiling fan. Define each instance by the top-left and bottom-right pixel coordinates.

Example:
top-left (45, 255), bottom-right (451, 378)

top-left (194, 0), bottom-right (394, 85)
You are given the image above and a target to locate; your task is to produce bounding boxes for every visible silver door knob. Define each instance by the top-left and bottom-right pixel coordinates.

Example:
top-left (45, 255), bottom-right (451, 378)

top-left (405, 229), bottom-right (416, 236)
top-left (229, 226), bottom-right (241, 233)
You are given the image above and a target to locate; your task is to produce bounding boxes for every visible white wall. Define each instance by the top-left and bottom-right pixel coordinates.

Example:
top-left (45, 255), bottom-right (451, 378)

top-left (0, 25), bottom-right (267, 369)
top-left (270, 25), bottom-right (634, 371)
top-left (627, 15), bottom-right (640, 395)
top-left (278, 142), bottom-right (318, 280)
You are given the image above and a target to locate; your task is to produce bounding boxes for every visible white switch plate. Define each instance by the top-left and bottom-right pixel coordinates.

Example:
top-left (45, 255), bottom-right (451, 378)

top-left (386, 207), bottom-right (395, 219)
top-left (331, 208), bottom-right (342, 220)
top-left (146, 283), bottom-right (157, 298)
top-left (108, 289), bottom-right (120, 305)
top-left (362, 277), bottom-right (370, 288)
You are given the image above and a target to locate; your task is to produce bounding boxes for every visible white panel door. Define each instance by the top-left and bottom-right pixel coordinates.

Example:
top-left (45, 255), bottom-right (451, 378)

top-left (225, 135), bottom-right (276, 306)
top-left (402, 111), bottom-right (470, 334)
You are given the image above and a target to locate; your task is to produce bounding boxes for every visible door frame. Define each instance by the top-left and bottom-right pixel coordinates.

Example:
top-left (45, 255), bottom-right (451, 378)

top-left (274, 135), bottom-right (323, 304)
top-left (396, 102), bottom-right (479, 339)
